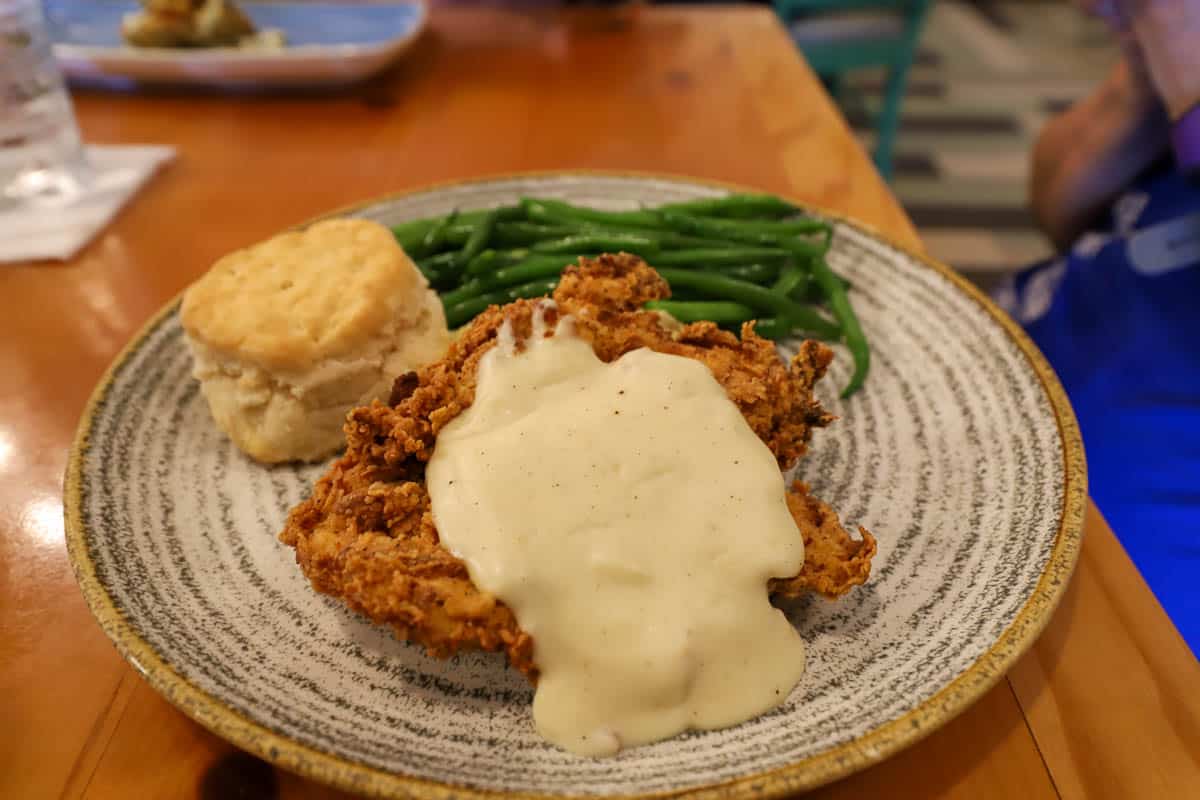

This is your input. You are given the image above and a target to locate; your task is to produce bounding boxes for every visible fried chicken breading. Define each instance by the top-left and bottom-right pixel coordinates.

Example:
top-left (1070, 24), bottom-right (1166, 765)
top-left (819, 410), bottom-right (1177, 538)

top-left (279, 254), bottom-right (875, 680)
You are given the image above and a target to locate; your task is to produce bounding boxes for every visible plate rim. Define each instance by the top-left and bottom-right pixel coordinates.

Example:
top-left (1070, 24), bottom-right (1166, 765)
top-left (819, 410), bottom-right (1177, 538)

top-left (63, 169), bottom-right (1087, 800)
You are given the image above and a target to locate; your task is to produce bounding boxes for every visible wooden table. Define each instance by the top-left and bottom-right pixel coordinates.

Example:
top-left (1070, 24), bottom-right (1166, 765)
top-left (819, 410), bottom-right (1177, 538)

top-left (3, 6), bottom-right (1196, 799)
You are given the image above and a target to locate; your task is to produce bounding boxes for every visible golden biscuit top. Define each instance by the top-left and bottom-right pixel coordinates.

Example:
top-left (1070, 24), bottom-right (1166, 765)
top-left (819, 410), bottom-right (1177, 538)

top-left (181, 219), bottom-right (425, 372)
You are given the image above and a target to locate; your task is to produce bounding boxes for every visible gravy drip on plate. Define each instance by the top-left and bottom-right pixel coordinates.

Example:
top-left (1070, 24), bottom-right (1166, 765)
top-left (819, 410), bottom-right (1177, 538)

top-left (427, 305), bottom-right (807, 756)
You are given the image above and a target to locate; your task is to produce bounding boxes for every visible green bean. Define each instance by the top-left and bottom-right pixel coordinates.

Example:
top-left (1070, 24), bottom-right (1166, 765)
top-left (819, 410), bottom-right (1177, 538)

top-left (772, 262), bottom-right (810, 297)
top-left (521, 197), bottom-right (662, 228)
top-left (441, 216), bottom-right (552, 250)
top-left (399, 196), bottom-right (816, 251)
top-left (751, 218), bottom-right (829, 236)
top-left (393, 218), bottom-right (440, 253)
top-left (469, 248), bottom-right (529, 275)
top-left (563, 224), bottom-right (731, 250)
top-left (445, 278), bottom-right (560, 328)
top-left (497, 278), bottom-right (559, 301)
top-left (650, 247), bottom-right (790, 267)
top-left (414, 261), bottom-right (443, 285)
top-left (713, 263), bottom-right (781, 284)
top-left (515, 211), bottom-right (670, 247)
top-left (419, 210), bottom-right (460, 256)
top-left (521, 194), bottom-right (804, 228)
top-left (786, 280), bottom-right (817, 304)
top-left (730, 217), bottom-right (829, 236)
top-left (644, 300), bottom-right (756, 325)
top-left (439, 200), bottom-right (734, 249)
top-left (438, 221), bottom-right (573, 249)
top-left (445, 296), bottom-right (496, 328)
top-left (463, 249), bottom-right (500, 276)
top-left (782, 242), bottom-right (849, 296)
top-left (395, 207), bottom-right (525, 252)
top-left (453, 208), bottom-right (501, 269)
top-left (655, 268), bottom-right (840, 340)
top-left (440, 278), bottom-right (485, 309)
top-left (657, 193), bottom-right (797, 219)
top-left (453, 253), bottom-right (565, 303)
top-left (444, 255), bottom-right (580, 301)
top-left (415, 251), bottom-right (462, 288)
top-left (659, 209), bottom-right (829, 237)
top-left (418, 251), bottom-right (459, 271)
top-left (521, 198), bottom-right (818, 251)
top-left (812, 255), bottom-right (869, 398)
top-left (660, 287), bottom-right (710, 302)
top-left (658, 216), bottom-right (780, 249)
top-left (431, 222), bottom-right (470, 247)
top-left (657, 211), bottom-right (828, 256)
top-left (749, 317), bottom-right (791, 340)
top-left (414, 192), bottom-right (869, 392)
top-left (821, 225), bottom-right (835, 250)
top-left (464, 248), bottom-right (533, 276)
top-left (478, 255), bottom-right (580, 290)
top-left (491, 222), bottom-right (577, 246)
top-left (430, 208), bottom-right (497, 226)
top-left (801, 271), bottom-right (851, 301)
top-left (531, 233), bottom-right (659, 256)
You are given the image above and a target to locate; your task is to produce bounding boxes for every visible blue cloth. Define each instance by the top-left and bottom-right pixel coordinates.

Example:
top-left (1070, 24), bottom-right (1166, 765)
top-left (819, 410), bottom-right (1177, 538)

top-left (995, 165), bottom-right (1200, 656)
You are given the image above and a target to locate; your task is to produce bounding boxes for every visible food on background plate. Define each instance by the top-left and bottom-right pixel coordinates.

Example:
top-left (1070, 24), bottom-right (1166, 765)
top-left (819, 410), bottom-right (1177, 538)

top-left (280, 254), bottom-right (876, 755)
top-left (180, 218), bottom-right (450, 464)
top-left (394, 193), bottom-right (871, 398)
top-left (122, 0), bottom-right (285, 49)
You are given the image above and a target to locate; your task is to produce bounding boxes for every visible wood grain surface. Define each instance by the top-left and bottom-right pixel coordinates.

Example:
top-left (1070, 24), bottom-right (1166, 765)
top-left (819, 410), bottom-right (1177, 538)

top-left (1, 6), bottom-right (1195, 799)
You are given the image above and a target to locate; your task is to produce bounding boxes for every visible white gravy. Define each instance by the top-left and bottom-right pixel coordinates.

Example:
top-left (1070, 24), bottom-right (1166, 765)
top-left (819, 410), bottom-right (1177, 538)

top-left (426, 309), bottom-right (806, 756)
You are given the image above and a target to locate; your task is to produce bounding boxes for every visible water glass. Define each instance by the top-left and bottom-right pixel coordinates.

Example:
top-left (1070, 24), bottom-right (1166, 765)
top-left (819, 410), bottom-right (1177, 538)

top-left (0, 0), bottom-right (90, 206)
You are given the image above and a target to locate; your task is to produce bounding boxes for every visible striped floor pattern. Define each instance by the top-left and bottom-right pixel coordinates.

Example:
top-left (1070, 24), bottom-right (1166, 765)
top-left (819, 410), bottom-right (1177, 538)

top-left (842, 0), bottom-right (1117, 288)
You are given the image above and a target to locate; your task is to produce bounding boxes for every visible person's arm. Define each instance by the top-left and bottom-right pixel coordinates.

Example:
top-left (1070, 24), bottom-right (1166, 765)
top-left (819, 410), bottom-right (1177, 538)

top-left (1129, 0), bottom-right (1200, 122)
top-left (1029, 56), bottom-right (1170, 251)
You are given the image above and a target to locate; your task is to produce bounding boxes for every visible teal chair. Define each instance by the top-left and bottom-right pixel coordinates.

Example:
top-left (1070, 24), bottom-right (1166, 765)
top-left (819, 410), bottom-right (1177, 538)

top-left (775, 0), bottom-right (933, 180)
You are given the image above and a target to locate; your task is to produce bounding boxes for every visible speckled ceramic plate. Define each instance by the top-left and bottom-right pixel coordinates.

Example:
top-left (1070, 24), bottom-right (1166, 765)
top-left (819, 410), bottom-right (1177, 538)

top-left (65, 173), bottom-right (1086, 799)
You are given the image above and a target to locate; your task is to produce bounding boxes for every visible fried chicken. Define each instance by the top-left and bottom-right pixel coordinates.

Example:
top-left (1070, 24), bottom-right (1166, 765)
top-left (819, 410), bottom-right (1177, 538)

top-left (279, 254), bottom-right (876, 680)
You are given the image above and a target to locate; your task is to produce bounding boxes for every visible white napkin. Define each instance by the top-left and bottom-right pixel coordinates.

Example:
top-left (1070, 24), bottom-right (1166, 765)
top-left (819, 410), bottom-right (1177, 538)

top-left (0, 144), bottom-right (175, 263)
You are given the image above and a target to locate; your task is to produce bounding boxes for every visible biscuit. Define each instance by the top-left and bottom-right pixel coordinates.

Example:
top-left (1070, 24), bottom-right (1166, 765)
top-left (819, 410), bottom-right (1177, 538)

top-left (181, 219), bottom-right (450, 463)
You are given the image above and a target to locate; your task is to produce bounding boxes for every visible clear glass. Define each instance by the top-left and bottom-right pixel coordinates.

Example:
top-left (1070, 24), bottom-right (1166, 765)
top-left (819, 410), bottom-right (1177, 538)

top-left (0, 0), bottom-right (90, 207)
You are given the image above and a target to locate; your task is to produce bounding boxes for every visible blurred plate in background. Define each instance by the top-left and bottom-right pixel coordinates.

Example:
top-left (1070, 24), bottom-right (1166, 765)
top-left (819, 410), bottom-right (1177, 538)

top-left (47, 1), bottom-right (427, 89)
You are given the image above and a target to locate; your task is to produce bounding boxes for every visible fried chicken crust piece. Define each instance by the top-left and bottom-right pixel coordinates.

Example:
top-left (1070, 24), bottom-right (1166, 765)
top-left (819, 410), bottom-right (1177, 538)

top-left (279, 253), bottom-right (875, 680)
top-left (771, 482), bottom-right (877, 599)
